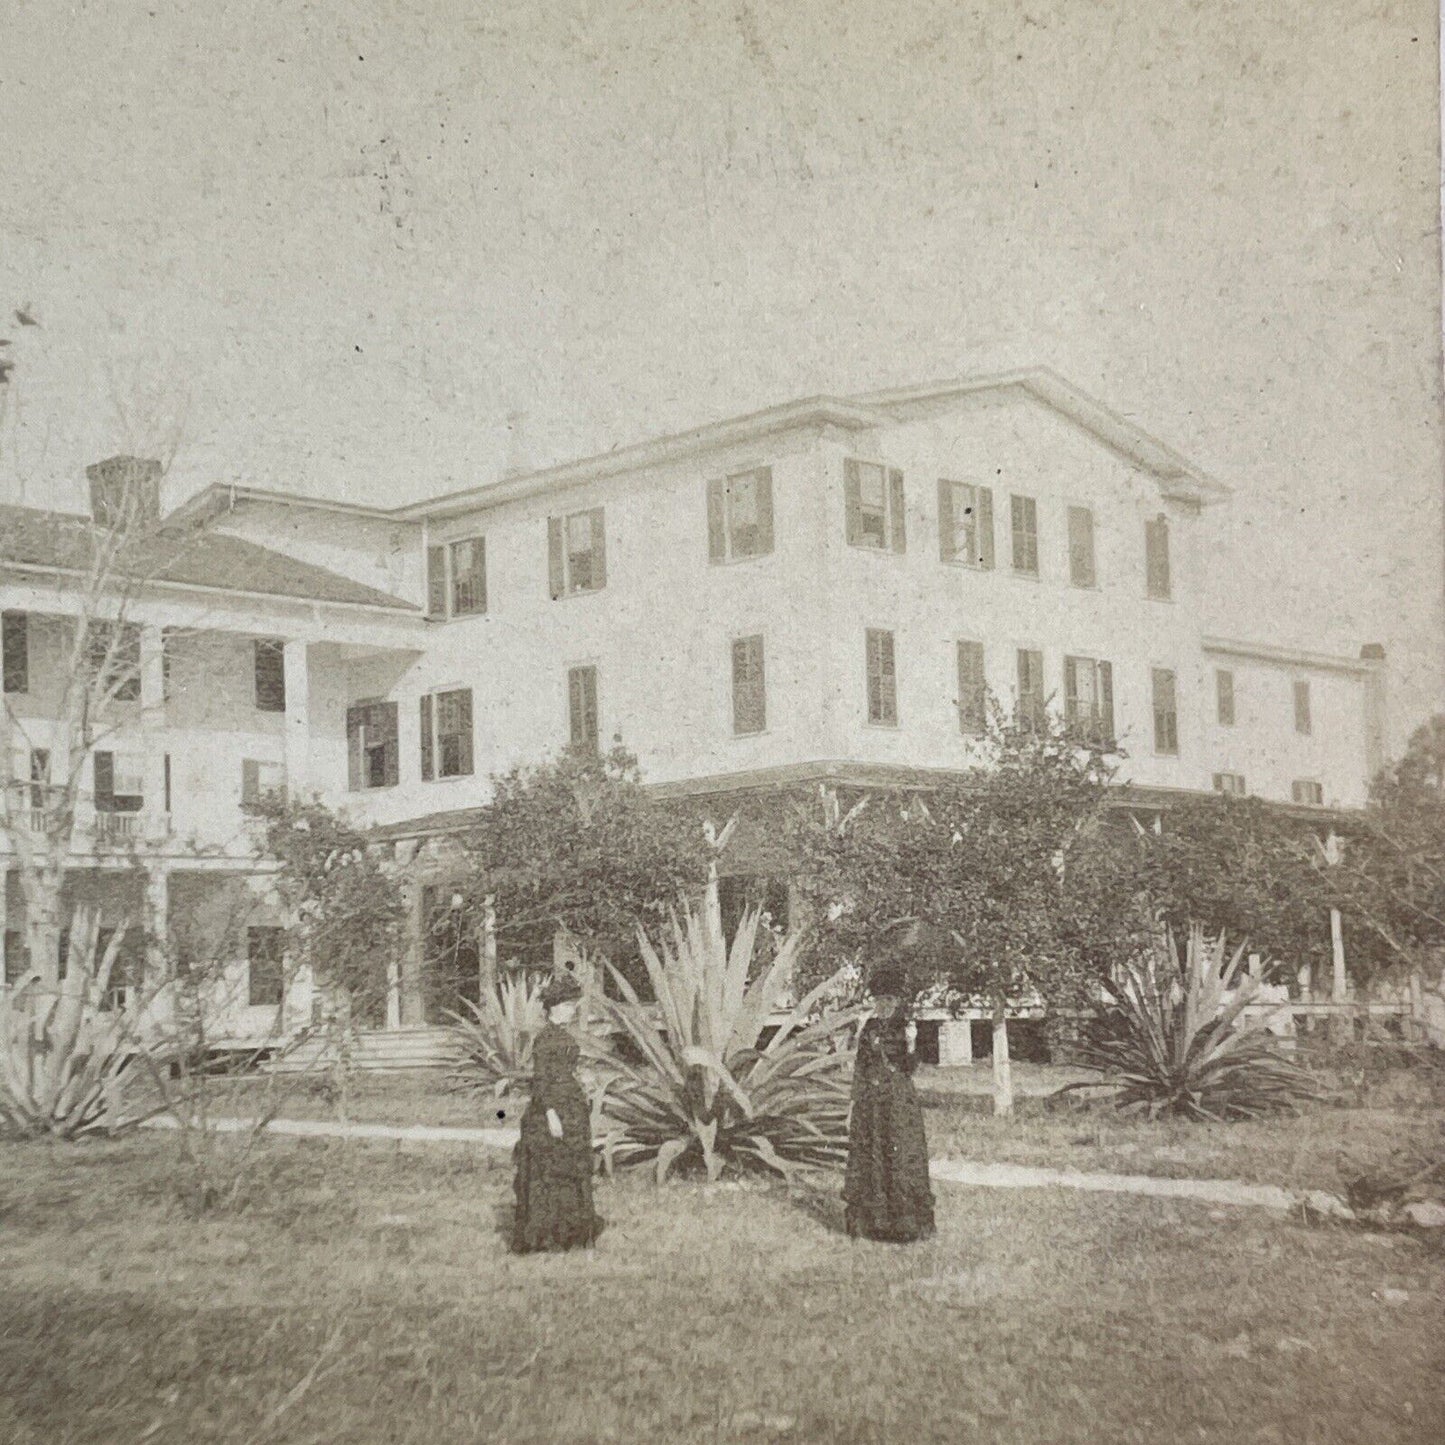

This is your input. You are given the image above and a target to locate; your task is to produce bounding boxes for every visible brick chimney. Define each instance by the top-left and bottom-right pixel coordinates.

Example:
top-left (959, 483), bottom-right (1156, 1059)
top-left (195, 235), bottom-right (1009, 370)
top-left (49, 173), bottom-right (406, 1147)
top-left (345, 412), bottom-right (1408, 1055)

top-left (86, 456), bottom-right (163, 530)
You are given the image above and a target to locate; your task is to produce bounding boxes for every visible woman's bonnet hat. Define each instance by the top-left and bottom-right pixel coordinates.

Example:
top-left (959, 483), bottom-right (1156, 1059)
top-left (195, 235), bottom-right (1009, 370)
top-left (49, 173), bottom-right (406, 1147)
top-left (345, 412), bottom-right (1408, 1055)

top-left (540, 972), bottom-right (584, 1010)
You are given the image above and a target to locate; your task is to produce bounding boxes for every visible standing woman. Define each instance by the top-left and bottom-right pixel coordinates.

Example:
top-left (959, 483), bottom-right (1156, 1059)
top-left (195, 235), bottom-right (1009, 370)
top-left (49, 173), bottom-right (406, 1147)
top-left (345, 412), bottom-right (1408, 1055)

top-left (511, 972), bottom-right (605, 1254)
top-left (843, 950), bottom-right (936, 1243)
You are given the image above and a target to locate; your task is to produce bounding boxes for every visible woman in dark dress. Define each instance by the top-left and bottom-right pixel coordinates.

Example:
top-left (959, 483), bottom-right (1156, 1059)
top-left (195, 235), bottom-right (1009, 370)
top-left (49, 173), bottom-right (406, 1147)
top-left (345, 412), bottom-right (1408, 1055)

top-left (511, 973), bottom-right (605, 1254)
top-left (843, 958), bottom-right (936, 1243)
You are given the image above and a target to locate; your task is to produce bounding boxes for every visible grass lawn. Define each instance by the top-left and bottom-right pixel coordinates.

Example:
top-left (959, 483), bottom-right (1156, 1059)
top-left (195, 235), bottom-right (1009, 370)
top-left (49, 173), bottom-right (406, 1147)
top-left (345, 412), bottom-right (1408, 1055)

top-left (182, 1057), bottom-right (1445, 1196)
top-left (2, 1135), bottom-right (1443, 1444)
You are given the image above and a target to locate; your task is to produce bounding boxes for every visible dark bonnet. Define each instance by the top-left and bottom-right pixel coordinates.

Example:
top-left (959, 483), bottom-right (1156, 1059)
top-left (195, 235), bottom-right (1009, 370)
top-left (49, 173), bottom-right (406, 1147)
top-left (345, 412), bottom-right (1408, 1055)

top-left (539, 972), bottom-right (584, 1010)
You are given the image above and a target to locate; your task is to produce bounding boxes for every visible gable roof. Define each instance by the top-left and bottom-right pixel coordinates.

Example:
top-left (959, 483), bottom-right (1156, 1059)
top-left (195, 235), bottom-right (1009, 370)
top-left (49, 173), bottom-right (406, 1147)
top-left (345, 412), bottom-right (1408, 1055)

top-left (0, 503), bottom-right (418, 613)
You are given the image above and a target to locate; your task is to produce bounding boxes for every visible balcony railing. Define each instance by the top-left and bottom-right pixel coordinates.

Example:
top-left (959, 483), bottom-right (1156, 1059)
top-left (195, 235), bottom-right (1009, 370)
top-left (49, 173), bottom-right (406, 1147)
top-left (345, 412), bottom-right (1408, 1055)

top-left (93, 811), bottom-right (144, 841)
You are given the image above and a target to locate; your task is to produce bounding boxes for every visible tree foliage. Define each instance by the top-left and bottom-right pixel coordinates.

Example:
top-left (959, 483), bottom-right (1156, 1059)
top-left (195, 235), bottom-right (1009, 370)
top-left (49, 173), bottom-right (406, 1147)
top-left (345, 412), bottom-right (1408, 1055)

top-left (452, 744), bottom-right (712, 991)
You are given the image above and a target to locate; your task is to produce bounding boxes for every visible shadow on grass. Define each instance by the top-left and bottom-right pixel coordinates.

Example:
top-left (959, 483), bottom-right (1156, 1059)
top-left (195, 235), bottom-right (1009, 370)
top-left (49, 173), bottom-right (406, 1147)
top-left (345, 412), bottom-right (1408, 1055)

top-left (789, 1179), bottom-right (848, 1236)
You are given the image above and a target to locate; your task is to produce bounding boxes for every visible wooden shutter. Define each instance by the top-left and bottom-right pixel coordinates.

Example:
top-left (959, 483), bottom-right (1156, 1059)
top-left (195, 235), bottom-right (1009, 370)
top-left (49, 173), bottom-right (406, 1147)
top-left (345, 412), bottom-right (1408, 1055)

top-left (454, 690), bottom-right (474, 775)
top-left (547, 517), bottom-right (565, 599)
top-left (888, 469), bottom-right (906, 553)
top-left (844, 459), bottom-right (862, 544)
top-left (1293, 680), bottom-right (1311, 735)
top-left (241, 759), bottom-right (260, 805)
top-left (346, 707), bottom-right (363, 790)
top-left (427, 544), bottom-right (448, 616)
top-left (977, 487), bottom-right (995, 569)
top-left (420, 694), bottom-right (435, 781)
top-left (381, 703), bottom-right (399, 786)
top-left (1146, 516), bottom-right (1171, 599)
top-left (938, 480), bottom-right (955, 561)
top-left (1068, 507), bottom-right (1095, 587)
top-left (1063, 656), bottom-right (1079, 729)
top-left (1099, 662), bottom-right (1115, 741)
top-left (94, 750), bottom-right (114, 810)
top-left (732, 636), bottom-right (765, 734)
top-left (753, 468), bottom-right (774, 554)
top-left (2, 612), bottom-right (28, 695)
top-left (163, 753), bottom-right (172, 814)
top-left (1216, 669), bottom-right (1235, 725)
top-left (956, 640), bottom-right (985, 734)
top-left (707, 478), bottom-right (727, 562)
top-left (589, 508), bottom-right (607, 589)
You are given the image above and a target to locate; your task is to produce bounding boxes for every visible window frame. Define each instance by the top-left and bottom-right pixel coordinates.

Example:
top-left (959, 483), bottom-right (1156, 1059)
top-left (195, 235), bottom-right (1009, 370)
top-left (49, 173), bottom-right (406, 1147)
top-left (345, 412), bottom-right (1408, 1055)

top-left (548, 508), bottom-right (607, 598)
top-left (1063, 654), bottom-right (1115, 744)
top-left (1212, 772), bottom-right (1247, 796)
top-left (1291, 779), bottom-right (1324, 807)
top-left (864, 628), bottom-right (898, 727)
top-left (567, 665), bottom-right (600, 751)
top-left (708, 468), bottom-right (775, 564)
top-left (937, 480), bottom-right (995, 569)
top-left (427, 535), bottom-right (488, 619)
top-left (346, 699), bottom-right (400, 791)
top-left (1151, 667), bottom-right (1180, 756)
top-left (420, 687), bottom-right (475, 781)
top-left (845, 460), bottom-right (906, 554)
top-left (93, 749), bottom-right (144, 814)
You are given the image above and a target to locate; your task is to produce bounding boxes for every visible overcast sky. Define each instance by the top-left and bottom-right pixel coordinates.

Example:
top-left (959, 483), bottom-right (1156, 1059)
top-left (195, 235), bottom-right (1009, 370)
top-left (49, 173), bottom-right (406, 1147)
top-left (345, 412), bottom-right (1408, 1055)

top-left (1, 0), bottom-right (1441, 748)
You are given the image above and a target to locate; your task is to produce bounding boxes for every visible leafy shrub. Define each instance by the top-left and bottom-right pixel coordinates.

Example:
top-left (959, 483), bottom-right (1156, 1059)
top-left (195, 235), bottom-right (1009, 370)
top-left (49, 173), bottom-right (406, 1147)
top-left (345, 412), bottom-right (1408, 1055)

top-left (446, 972), bottom-right (548, 1097)
top-left (1064, 924), bottom-right (1319, 1121)
top-left (0, 919), bottom-right (164, 1139)
top-left (584, 891), bottom-right (863, 1182)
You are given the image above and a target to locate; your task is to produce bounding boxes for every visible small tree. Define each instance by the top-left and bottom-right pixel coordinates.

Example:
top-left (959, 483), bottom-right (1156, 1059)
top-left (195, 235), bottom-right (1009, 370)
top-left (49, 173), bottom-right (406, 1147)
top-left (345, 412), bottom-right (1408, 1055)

top-left (452, 744), bottom-right (712, 993)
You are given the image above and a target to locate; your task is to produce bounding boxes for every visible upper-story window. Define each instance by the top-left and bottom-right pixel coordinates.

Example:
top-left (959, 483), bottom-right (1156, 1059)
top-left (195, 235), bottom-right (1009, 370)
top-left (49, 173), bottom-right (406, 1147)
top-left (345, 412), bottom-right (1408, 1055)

top-left (1145, 515), bottom-right (1172, 600)
top-left (731, 635), bottom-right (766, 735)
top-left (865, 628), bottom-right (898, 725)
top-left (548, 509), bottom-right (607, 598)
top-left (568, 666), bottom-right (599, 751)
top-left (85, 621), bottom-right (141, 703)
top-left (1215, 669), bottom-right (1235, 726)
top-left (93, 750), bottom-right (143, 813)
top-left (346, 700), bottom-right (399, 790)
top-left (1010, 495), bottom-right (1039, 577)
top-left (1213, 772), bottom-right (1247, 796)
top-left (254, 639), bottom-right (286, 713)
top-left (2, 612), bottom-right (28, 694)
top-left (845, 461), bottom-right (905, 553)
top-left (1064, 655), bottom-right (1114, 743)
top-left (956, 640), bottom-right (987, 735)
top-left (1067, 506), bottom-right (1097, 588)
top-left (1151, 668), bottom-right (1180, 756)
top-left (708, 468), bottom-right (774, 563)
top-left (1291, 779), bottom-right (1324, 807)
top-left (421, 688), bottom-right (474, 780)
top-left (938, 482), bottom-right (994, 568)
top-left (427, 537), bottom-right (487, 618)
top-left (1293, 679), bottom-right (1312, 736)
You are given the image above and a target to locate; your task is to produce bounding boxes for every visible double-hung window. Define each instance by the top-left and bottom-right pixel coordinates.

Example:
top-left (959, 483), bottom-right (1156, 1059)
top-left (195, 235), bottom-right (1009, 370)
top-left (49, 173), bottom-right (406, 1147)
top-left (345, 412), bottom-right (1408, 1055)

top-left (708, 469), bottom-right (774, 562)
top-left (247, 926), bottom-right (286, 1008)
top-left (938, 481), bottom-right (995, 568)
top-left (548, 509), bottom-right (607, 597)
top-left (1152, 668), bottom-right (1180, 755)
top-left (421, 688), bottom-right (474, 780)
top-left (845, 461), bottom-right (905, 552)
top-left (427, 537), bottom-right (487, 618)
top-left (1063, 656), bottom-right (1114, 744)
top-left (1010, 495), bottom-right (1040, 577)
top-left (346, 701), bottom-right (399, 790)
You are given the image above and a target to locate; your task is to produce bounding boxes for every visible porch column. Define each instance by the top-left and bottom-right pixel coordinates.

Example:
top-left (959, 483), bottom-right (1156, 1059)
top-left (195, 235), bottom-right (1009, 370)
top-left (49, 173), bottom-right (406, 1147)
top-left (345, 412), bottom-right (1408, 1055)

top-left (142, 865), bottom-right (168, 995)
top-left (139, 625), bottom-right (168, 839)
top-left (385, 958), bottom-right (402, 1029)
top-left (1325, 831), bottom-right (1350, 1044)
top-left (282, 640), bottom-right (310, 798)
top-left (482, 896), bottom-right (498, 998)
top-left (398, 881), bottom-right (427, 1026)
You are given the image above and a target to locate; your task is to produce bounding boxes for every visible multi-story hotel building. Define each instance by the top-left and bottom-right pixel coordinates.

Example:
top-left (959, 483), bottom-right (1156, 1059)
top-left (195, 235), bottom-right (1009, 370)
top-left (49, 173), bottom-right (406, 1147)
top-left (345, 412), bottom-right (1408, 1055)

top-left (1, 370), bottom-right (1389, 1039)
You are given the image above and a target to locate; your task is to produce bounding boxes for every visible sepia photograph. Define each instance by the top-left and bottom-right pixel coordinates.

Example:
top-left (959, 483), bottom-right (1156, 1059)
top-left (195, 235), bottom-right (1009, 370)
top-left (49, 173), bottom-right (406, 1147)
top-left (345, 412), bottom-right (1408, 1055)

top-left (2, 2), bottom-right (1443, 1441)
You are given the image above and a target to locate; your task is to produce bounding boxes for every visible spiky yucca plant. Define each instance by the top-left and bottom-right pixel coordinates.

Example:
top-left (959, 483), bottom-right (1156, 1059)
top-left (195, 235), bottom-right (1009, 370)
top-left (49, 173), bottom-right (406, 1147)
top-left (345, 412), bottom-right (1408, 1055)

top-left (446, 972), bottom-right (549, 1096)
top-left (584, 891), bottom-right (863, 1183)
top-left (0, 917), bottom-right (158, 1139)
top-left (1067, 924), bottom-right (1319, 1121)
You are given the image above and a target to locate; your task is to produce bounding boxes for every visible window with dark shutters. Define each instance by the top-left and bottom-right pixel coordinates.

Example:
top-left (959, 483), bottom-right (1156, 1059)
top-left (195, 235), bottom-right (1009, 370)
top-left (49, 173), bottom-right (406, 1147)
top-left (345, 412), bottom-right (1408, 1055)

top-left (1064, 655), bottom-right (1114, 744)
top-left (1146, 515), bottom-right (1172, 600)
top-left (549, 509), bottom-right (607, 596)
top-left (2, 612), bottom-right (28, 695)
top-left (956, 640), bottom-right (987, 734)
top-left (865, 629), bottom-right (897, 725)
top-left (939, 482), bottom-right (994, 568)
top-left (433, 689), bottom-right (474, 778)
top-left (449, 538), bottom-right (486, 616)
top-left (1291, 779), bottom-right (1324, 807)
top-left (1216, 669), bottom-right (1235, 726)
top-left (731, 636), bottom-right (766, 734)
top-left (427, 544), bottom-right (448, 616)
top-left (1067, 506), bottom-right (1096, 588)
top-left (1213, 773), bottom-right (1247, 796)
top-left (568, 666), bottom-right (599, 750)
top-left (1152, 668), bottom-right (1180, 755)
top-left (708, 469), bottom-right (775, 563)
top-left (254, 639), bottom-right (286, 712)
top-left (347, 701), bottom-right (399, 790)
top-left (1010, 495), bottom-right (1039, 576)
top-left (1016, 649), bottom-right (1045, 731)
top-left (846, 461), bottom-right (904, 551)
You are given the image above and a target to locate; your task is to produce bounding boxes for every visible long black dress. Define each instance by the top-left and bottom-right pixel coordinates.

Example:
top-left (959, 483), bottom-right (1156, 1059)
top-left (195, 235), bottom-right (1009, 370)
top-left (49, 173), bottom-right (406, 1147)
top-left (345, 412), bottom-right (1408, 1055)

top-left (843, 1016), bottom-right (936, 1242)
top-left (511, 1022), bottom-right (604, 1253)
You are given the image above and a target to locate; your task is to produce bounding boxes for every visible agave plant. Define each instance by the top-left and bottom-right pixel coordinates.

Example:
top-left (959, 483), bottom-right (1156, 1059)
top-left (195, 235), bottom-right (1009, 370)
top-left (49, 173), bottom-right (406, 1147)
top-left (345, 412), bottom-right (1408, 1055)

top-left (583, 891), bottom-right (864, 1183)
top-left (1065, 924), bottom-right (1319, 1121)
top-left (0, 915), bottom-right (162, 1139)
top-left (445, 971), bottom-right (548, 1096)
